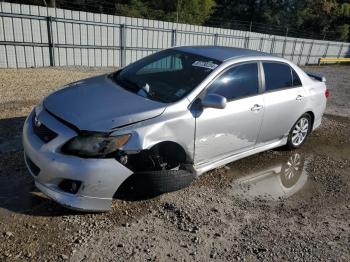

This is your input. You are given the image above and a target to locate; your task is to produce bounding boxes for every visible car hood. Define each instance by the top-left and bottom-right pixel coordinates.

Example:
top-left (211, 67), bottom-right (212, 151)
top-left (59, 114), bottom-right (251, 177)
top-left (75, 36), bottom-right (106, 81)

top-left (43, 75), bottom-right (166, 132)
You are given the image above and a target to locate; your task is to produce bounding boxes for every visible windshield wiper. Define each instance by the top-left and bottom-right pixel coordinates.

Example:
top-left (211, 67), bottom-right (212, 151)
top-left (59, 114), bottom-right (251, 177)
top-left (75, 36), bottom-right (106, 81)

top-left (112, 73), bottom-right (169, 103)
top-left (147, 91), bottom-right (171, 103)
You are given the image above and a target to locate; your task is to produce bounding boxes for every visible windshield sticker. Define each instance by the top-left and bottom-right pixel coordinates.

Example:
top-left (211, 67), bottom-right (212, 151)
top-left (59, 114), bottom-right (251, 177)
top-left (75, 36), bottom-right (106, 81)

top-left (175, 89), bottom-right (186, 97)
top-left (192, 61), bottom-right (218, 70)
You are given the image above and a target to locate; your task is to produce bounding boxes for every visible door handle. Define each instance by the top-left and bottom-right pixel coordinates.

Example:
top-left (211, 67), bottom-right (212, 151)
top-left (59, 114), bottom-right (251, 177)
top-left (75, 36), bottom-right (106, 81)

top-left (251, 104), bottom-right (264, 111)
top-left (296, 95), bottom-right (303, 101)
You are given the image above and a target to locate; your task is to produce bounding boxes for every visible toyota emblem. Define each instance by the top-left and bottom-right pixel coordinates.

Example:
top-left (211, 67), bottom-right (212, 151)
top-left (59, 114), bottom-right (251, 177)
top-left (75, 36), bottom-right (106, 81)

top-left (34, 116), bottom-right (42, 127)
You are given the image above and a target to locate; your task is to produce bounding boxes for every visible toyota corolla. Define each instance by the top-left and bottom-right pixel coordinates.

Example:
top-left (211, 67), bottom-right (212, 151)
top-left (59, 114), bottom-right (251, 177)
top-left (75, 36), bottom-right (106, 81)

top-left (22, 46), bottom-right (328, 211)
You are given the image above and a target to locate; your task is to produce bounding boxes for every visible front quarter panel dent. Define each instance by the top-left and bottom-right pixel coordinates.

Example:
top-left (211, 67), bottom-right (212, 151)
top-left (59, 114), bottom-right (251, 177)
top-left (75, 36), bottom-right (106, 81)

top-left (113, 107), bottom-right (195, 162)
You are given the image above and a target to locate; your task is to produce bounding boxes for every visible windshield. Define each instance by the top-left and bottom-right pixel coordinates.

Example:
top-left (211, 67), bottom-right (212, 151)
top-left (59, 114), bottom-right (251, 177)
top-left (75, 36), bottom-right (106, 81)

top-left (111, 49), bottom-right (221, 103)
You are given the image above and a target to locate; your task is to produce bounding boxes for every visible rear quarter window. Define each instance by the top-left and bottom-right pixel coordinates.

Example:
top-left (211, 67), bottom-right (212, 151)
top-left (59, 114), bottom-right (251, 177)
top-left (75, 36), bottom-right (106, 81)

top-left (292, 68), bottom-right (302, 86)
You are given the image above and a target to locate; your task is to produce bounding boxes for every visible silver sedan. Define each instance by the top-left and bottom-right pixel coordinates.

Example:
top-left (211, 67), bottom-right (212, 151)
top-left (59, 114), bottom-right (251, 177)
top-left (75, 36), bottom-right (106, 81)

top-left (23, 46), bottom-right (328, 211)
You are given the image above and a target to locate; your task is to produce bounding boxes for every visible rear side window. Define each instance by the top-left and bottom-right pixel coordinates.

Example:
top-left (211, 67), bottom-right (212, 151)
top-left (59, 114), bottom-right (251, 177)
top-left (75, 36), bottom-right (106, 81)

top-left (263, 62), bottom-right (293, 91)
top-left (207, 63), bottom-right (259, 101)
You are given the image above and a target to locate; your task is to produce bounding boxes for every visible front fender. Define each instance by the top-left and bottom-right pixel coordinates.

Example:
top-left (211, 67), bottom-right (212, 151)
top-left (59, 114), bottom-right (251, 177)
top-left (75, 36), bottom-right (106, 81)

top-left (111, 103), bottom-right (196, 162)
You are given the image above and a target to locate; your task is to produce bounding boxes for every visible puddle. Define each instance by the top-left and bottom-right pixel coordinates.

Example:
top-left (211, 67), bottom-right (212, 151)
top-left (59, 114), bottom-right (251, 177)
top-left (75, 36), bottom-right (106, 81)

top-left (226, 152), bottom-right (310, 200)
top-left (195, 127), bottom-right (350, 202)
top-left (0, 132), bottom-right (349, 217)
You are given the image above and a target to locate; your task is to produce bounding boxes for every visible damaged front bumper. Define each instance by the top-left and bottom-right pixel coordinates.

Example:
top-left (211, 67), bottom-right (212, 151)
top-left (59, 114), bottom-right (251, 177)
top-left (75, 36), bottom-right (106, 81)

top-left (22, 110), bottom-right (133, 211)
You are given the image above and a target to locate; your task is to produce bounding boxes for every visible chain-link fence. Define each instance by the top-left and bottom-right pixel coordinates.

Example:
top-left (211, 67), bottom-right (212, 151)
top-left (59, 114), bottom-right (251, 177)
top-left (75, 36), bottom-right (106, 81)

top-left (0, 1), bottom-right (349, 68)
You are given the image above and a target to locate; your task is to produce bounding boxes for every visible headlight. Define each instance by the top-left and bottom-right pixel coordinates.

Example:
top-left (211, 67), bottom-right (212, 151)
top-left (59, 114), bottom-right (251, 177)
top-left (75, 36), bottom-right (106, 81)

top-left (63, 134), bottom-right (131, 157)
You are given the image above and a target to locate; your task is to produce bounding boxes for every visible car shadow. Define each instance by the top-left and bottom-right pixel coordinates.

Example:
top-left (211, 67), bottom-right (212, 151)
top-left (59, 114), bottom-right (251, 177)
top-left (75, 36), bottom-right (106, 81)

top-left (0, 116), bottom-right (87, 217)
top-left (0, 116), bottom-right (26, 153)
top-left (0, 157), bottom-right (85, 217)
top-left (0, 115), bottom-right (311, 216)
top-left (0, 116), bottom-right (160, 216)
top-left (1, 116), bottom-right (182, 210)
top-left (114, 175), bottom-right (164, 201)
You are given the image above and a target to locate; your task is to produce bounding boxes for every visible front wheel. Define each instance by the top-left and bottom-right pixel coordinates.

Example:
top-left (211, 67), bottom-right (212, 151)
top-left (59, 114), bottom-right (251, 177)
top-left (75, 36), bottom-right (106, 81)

top-left (286, 113), bottom-right (312, 150)
top-left (115, 169), bottom-right (196, 200)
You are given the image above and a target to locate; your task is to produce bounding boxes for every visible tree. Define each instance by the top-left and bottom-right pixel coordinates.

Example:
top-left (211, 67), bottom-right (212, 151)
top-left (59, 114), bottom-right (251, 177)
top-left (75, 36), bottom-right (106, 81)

top-left (299, 0), bottom-right (339, 33)
top-left (206, 0), bottom-right (349, 40)
top-left (114, 0), bottom-right (215, 25)
top-left (336, 24), bottom-right (349, 40)
top-left (6, 0), bottom-right (350, 41)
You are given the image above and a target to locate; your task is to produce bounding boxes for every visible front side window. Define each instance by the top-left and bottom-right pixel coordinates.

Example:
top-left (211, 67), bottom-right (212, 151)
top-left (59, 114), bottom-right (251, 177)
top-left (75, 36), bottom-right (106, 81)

top-left (112, 49), bottom-right (221, 103)
top-left (207, 63), bottom-right (259, 101)
top-left (263, 62), bottom-right (293, 91)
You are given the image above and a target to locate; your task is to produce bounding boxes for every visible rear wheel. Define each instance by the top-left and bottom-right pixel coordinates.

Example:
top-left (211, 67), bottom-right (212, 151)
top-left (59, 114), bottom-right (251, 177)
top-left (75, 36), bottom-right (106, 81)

top-left (286, 113), bottom-right (312, 149)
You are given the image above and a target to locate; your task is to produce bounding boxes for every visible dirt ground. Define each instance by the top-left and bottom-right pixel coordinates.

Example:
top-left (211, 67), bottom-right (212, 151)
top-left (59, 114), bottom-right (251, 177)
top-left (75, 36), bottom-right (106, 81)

top-left (0, 66), bottom-right (349, 261)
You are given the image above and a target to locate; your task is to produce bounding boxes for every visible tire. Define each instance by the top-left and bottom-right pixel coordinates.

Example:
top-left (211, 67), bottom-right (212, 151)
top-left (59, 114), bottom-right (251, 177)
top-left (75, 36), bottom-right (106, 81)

top-left (285, 113), bottom-right (312, 150)
top-left (115, 169), bottom-right (196, 200)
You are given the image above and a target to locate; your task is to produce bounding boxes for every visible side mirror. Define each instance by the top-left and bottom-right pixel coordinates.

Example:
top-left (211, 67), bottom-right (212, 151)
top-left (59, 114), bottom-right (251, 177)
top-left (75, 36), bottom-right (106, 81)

top-left (201, 93), bottom-right (227, 109)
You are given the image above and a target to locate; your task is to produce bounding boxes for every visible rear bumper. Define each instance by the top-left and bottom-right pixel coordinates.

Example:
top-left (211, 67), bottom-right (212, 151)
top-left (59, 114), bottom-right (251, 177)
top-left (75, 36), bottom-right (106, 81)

top-left (23, 109), bottom-right (133, 211)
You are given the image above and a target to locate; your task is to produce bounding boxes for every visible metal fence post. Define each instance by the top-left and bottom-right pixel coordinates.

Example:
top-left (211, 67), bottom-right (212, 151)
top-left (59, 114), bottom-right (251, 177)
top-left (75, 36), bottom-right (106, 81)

top-left (282, 39), bottom-right (287, 57)
top-left (297, 41), bottom-right (305, 65)
top-left (171, 29), bottom-right (177, 47)
top-left (270, 37), bottom-right (275, 54)
top-left (120, 24), bottom-right (126, 67)
top-left (244, 36), bottom-right (250, 49)
top-left (258, 37), bottom-right (264, 51)
top-left (291, 39), bottom-right (297, 61)
top-left (46, 16), bottom-right (55, 67)
top-left (214, 33), bottom-right (218, 46)
top-left (337, 43), bottom-right (344, 58)
top-left (281, 27), bottom-right (288, 58)
top-left (306, 41), bottom-right (314, 65)
top-left (323, 43), bottom-right (330, 58)
top-left (244, 22), bottom-right (252, 49)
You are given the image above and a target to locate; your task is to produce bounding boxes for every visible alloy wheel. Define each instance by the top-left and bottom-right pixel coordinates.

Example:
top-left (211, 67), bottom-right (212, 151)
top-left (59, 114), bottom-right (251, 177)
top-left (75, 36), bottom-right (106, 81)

top-left (291, 117), bottom-right (309, 146)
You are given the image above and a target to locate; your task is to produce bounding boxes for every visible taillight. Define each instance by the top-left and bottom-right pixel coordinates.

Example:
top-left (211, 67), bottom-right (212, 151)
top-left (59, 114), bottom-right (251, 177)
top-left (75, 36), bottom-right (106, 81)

top-left (325, 89), bottom-right (330, 98)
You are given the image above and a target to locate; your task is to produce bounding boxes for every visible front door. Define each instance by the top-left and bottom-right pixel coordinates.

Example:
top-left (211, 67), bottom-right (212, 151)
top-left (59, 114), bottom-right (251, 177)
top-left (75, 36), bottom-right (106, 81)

top-left (194, 62), bottom-right (264, 165)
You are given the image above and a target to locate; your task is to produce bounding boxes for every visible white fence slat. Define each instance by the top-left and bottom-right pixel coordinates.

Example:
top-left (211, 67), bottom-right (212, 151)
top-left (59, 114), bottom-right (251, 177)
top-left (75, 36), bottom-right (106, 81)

top-left (0, 2), bottom-right (349, 68)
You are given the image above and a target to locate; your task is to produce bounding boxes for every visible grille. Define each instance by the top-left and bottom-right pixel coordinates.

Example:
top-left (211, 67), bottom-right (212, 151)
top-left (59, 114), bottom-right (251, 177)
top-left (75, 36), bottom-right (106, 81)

top-left (25, 154), bottom-right (40, 176)
top-left (32, 115), bottom-right (58, 143)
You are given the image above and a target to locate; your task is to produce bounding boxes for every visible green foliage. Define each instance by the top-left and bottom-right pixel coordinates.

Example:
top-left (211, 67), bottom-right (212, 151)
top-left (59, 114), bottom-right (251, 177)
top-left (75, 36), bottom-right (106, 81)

top-left (7, 0), bottom-right (350, 41)
top-left (301, 0), bottom-right (339, 32)
top-left (114, 0), bottom-right (215, 25)
top-left (208, 0), bottom-right (349, 41)
top-left (340, 3), bottom-right (350, 17)
top-left (177, 0), bottom-right (216, 24)
top-left (337, 24), bottom-right (349, 40)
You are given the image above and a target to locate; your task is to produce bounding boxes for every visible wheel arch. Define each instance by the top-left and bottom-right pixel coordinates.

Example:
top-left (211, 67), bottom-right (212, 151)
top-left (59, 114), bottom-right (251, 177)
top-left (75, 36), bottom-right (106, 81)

top-left (149, 141), bottom-right (188, 164)
top-left (304, 110), bottom-right (315, 129)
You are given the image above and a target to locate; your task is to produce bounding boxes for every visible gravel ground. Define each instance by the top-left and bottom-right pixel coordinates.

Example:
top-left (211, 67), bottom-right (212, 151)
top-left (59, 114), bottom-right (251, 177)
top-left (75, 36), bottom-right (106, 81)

top-left (0, 67), bottom-right (113, 119)
top-left (0, 66), bottom-right (349, 261)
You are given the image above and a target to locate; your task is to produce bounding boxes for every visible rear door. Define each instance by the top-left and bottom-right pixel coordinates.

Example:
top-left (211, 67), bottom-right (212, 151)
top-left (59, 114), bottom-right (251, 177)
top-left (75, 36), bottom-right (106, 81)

top-left (194, 62), bottom-right (264, 165)
top-left (257, 61), bottom-right (307, 145)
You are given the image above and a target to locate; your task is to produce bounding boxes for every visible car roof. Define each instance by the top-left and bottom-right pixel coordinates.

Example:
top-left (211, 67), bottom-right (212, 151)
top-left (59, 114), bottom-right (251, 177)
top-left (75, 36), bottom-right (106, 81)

top-left (173, 46), bottom-right (271, 62)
